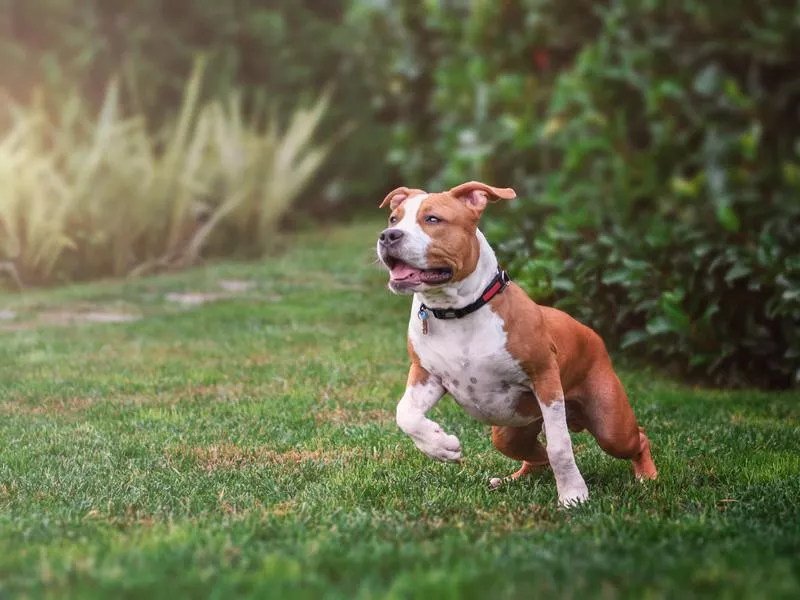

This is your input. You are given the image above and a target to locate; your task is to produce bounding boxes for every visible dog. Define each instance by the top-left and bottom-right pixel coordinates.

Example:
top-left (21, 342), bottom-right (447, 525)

top-left (376, 181), bottom-right (657, 506)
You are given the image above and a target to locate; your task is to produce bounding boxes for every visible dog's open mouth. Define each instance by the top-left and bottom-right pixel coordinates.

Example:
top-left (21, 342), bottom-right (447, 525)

top-left (385, 257), bottom-right (453, 286)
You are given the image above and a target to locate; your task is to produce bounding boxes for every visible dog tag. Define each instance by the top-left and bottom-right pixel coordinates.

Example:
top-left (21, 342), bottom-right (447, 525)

top-left (418, 307), bottom-right (430, 335)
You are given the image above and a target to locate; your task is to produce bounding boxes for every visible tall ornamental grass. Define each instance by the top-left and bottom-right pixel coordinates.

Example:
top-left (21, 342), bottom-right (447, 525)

top-left (0, 58), bottom-right (332, 287)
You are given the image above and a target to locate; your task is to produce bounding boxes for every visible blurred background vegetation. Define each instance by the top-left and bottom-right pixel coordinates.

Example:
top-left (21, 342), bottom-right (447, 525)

top-left (0, 0), bottom-right (798, 388)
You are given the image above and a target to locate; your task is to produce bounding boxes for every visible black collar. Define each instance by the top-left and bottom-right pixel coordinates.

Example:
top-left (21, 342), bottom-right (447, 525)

top-left (419, 269), bottom-right (510, 321)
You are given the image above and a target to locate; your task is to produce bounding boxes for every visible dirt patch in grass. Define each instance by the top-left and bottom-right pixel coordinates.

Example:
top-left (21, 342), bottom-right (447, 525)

top-left (216, 498), bottom-right (303, 520)
top-left (0, 305), bottom-right (141, 331)
top-left (0, 396), bottom-right (97, 416)
top-left (219, 280), bottom-right (256, 293)
top-left (0, 278), bottom-right (265, 331)
top-left (185, 383), bottom-right (248, 402)
top-left (267, 499), bottom-right (298, 517)
top-left (39, 310), bottom-right (140, 325)
top-left (314, 405), bottom-right (392, 427)
top-left (0, 381), bottom-right (291, 419)
top-left (469, 503), bottom-right (562, 531)
top-left (166, 444), bottom-right (362, 472)
top-left (0, 322), bottom-right (36, 332)
top-left (165, 292), bottom-right (230, 306)
top-left (164, 291), bottom-right (280, 307)
top-left (165, 280), bottom-right (275, 307)
top-left (84, 506), bottom-right (156, 529)
top-left (165, 443), bottom-right (406, 473)
top-left (0, 386), bottom-right (227, 417)
top-left (80, 498), bottom-right (299, 529)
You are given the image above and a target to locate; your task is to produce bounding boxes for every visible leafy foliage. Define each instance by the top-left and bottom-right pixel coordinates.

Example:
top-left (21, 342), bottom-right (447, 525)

top-left (0, 59), bottom-right (331, 286)
top-left (379, 1), bottom-right (800, 388)
top-left (2, 0), bottom-right (798, 385)
top-left (0, 0), bottom-right (394, 212)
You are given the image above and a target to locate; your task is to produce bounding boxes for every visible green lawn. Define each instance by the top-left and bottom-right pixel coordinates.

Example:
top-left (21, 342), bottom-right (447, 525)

top-left (1, 221), bottom-right (799, 599)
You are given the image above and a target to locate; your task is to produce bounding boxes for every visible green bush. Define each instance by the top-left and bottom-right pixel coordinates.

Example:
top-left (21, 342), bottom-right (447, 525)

top-left (383, 1), bottom-right (800, 388)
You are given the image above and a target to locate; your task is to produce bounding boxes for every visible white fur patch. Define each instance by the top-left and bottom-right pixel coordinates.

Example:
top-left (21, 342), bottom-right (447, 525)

top-left (390, 193), bottom-right (431, 268)
top-left (408, 230), bottom-right (532, 427)
top-left (395, 194), bottom-right (428, 231)
top-left (409, 296), bottom-right (532, 426)
top-left (539, 398), bottom-right (589, 506)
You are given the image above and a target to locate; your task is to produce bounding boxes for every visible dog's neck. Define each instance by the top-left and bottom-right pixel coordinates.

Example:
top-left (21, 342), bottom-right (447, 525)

top-left (416, 229), bottom-right (498, 310)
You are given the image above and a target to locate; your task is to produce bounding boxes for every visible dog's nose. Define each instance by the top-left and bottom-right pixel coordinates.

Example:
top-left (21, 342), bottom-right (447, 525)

top-left (379, 228), bottom-right (404, 246)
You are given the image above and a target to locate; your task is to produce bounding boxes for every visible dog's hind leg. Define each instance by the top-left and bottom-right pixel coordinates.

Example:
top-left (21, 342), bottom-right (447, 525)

top-left (489, 420), bottom-right (549, 488)
top-left (578, 367), bottom-right (657, 480)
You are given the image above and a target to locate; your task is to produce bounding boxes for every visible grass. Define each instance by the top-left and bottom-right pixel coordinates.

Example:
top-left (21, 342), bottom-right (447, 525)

top-left (1, 220), bottom-right (799, 599)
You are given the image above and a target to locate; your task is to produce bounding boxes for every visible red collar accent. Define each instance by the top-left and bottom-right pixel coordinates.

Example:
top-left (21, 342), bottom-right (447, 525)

top-left (419, 270), bottom-right (510, 321)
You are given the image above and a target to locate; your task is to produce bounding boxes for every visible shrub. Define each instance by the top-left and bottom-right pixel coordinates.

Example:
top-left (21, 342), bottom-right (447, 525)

top-left (0, 0), bottom-right (396, 214)
top-left (0, 59), bottom-right (331, 286)
top-left (382, 1), bottom-right (800, 388)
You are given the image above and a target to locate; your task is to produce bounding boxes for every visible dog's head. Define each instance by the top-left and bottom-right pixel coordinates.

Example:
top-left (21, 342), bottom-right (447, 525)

top-left (376, 181), bottom-right (516, 294)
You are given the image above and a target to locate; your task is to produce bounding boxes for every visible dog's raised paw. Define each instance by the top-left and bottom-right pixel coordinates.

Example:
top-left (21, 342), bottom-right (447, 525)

top-left (414, 429), bottom-right (462, 463)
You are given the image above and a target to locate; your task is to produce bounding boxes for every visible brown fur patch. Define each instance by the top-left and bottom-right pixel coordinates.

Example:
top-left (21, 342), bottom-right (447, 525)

top-left (406, 338), bottom-right (430, 386)
top-left (491, 420), bottom-right (548, 464)
top-left (380, 187), bottom-right (427, 209)
top-left (488, 283), bottom-right (604, 401)
top-left (415, 193), bottom-right (482, 283)
top-left (487, 281), bottom-right (655, 472)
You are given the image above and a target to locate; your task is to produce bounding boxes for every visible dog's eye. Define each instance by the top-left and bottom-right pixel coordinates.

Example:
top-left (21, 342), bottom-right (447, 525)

top-left (425, 215), bottom-right (442, 224)
top-left (389, 216), bottom-right (398, 224)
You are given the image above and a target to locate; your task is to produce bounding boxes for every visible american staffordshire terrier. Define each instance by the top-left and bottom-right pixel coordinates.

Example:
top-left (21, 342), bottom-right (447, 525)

top-left (376, 181), bottom-right (657, 506)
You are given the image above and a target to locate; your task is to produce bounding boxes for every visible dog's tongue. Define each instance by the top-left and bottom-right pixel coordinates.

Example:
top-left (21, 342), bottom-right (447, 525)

top-left (390, 261), bottom-right (424, 283)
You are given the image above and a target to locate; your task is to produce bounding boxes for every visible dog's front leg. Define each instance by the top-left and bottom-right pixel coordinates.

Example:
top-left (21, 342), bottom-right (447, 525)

top-left (532, 368), bottom-right (589, 507)
top-left (396, 363), bottom-right (462, 462)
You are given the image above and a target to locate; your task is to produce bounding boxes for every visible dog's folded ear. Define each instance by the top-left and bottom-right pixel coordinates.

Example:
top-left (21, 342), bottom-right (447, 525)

top-left (448, 181), bottom-right (516, 212)
top-left (379, 187), bottom-right (427, 210)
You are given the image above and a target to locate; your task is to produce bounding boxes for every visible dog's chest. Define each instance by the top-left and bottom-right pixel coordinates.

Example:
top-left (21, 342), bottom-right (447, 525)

top-left (408, 299), bottom-right (533, 426)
